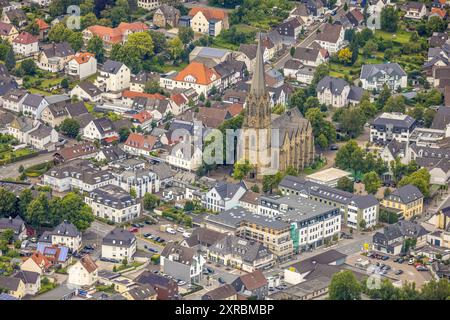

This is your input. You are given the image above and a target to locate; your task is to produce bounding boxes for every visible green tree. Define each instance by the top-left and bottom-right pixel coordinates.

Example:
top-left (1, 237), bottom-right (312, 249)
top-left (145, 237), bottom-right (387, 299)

top-left (178, 27), bottom-right (194, 45)
top-left (149, 30), bottom-right (167, 53)
top-left (118, 127), bottom-right (131, 143)
top-left (26, 193), bottom-right (50, 229)
top-left (305, 108), bottom-right (336, 149)
top-left (81, 12), bottom-right (99, 29)
top-left (337, 176), bottom-right (354, 193)
top-left (329, 270), bottom-right (361, 300)
top-left (60, 78), bottom-right (69, 89)
top-left (0, 188), bottom-right (17, 218)
top-left (184, 201), bottom-right (195, 211)
top-left (420, 279), bottom-right (450, 300)
top-left (20, 59), bottom-right (37, 76)
top-left (380, 7), bottom-right (398, 32)
top-left (251, 184), bottom-right (260, 193)
top-left (167, 37), bottom-right (184, 60)
top-left (18, 189), bottom-right (33, 217)
top-left (398, 168), bottom-right (430, 197)
top-left (232, 160), bottom-right (254, 180)
top-left (143, 193), bottom-right (160, 211)
top-left (362, 171), bottom-right (381, 194)
top-left (0, 228), bottom-right (14, 244)
top-left (59, 118), bottom-right (80, 138)
top-left (5, 48), bottom-right (15, 71)
top-left (48, 23), bottom-right (73, 43)
top-left (68, 32), bottom-right (84, 52)
top-left (87, 35), bottom-right (105, 63)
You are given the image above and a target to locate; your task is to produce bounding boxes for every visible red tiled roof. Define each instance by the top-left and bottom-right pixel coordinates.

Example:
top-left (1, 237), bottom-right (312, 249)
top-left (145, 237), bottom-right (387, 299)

top-left (431, 7), bottom-right (447, 18)
top-left (72, 52), bottom-right (95, 65)
top-left (125, 133), bottom-right (157, 151)
top-left (29, 252), bottom-right (52, 269)
top-left (188, 7), bottom-right (228, 21)
top-left (122, 90), bottom-right (165, 100)
top-left (238, 270), bottom-right (267, 291)
top-left (13, 31), bottom-right (38, 45)
top-left (104, 136), bottom-right (119, 143)
top-left (80, 255), bottom-right (98, 273)
top-left (35, 18), bottom-right (49, 30)
top-left (226, 103), bottom-right (243, 116)
top-left (87, 22), bottom-right (148, 44)
top-left (132, 110), bottom-right (153, 124)
top-left (174, 62), bottom-right (220, 85)
top-left (171, 93), bottom-right (187, 106)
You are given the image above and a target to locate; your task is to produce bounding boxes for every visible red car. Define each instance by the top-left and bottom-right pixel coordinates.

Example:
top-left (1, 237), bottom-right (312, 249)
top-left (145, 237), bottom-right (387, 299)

top-left (129, 227), bottom-right (139, 233)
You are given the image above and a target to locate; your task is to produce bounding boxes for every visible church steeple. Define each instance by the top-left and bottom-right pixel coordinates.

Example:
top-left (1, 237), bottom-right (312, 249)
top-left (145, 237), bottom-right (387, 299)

top-left (250, 34), bottom-right (266, 97)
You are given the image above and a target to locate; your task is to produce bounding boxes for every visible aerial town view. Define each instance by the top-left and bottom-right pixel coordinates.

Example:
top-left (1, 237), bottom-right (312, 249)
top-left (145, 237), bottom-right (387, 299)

top-left (0, 0), bottom-right (450, 306)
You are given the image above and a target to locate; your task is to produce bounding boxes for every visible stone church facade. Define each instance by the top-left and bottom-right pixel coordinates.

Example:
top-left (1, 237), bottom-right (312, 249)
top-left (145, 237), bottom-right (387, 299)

top-left (240, 37), bottom-right (315, 176)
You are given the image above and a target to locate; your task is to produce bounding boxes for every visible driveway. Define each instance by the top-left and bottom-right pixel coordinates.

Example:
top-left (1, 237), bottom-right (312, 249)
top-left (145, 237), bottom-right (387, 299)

top-left (0, 152), bottom-right (53, 179)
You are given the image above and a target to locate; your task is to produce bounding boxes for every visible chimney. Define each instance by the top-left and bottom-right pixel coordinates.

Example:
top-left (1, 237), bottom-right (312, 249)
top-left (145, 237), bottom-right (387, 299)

top-left (9, 216), bottom-right (12, 222)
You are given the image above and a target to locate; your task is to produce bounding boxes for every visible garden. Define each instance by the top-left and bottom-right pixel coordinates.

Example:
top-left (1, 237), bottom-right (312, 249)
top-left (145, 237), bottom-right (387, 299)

top-left (0, 135), bottom-right (37, 166)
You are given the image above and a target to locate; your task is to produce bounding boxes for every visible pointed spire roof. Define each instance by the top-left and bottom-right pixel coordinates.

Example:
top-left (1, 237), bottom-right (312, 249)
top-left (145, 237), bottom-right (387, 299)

top-left (250, 34), bottom-right (266, 97)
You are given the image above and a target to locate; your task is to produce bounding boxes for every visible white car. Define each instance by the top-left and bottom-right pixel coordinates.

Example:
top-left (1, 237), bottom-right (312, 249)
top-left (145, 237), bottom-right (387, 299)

top-left (166, 228), bottom-right (176, 235)
top-left (177, 227), bottom-right (185, 233)
top-left (183, 232), bottom-right (191, 238)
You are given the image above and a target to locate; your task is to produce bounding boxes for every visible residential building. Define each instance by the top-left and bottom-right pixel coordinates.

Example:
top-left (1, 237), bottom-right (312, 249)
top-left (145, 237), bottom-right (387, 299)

top-left (67, 52), bottom-right (97, 80)
top-left (239, 190), bottom-right (261, 213)
top-left (153, 4), bottom-right (180, 28)
top-left (82, 22), bottom-right (149, 52)
top-left (130, 71), bottom-right (159, 93)
top-left (2, 8), bottom-right (26, 28)
top-left (0, 21), bottom-right (17, 43)
top-left (231, 270), bottom-right (268, 300)
top-left (124, 133), bottom-right (157, 157)
top-left (187, 7), bottom-right (229, 37)
top-left (83, 117), bottom-right (118, 142)
top-left (137, 0), bottom-right (160, 11)
top-left (95, 145), bottom-right (126, 163)
top-left (202, 284), bottom-right (237, 300)
top-left (381, 184), bottom-right (424, 220)
top-left (70, 81), bottom-right (102, 103)
top-left (283, 249), bottom-right (347, 285)
top-left (316, 76), bottom-right (364, 107)
top-left (275, 17), bottom-right (304, 44)
top-left (202, 181), bottom-right (247, 212)
top-left (360, 63), bottom-right (408, 91)
top-left (102, 228), bottom-right (137, 261)
top-left (67, 255), bottom-right (98, 287)
top-left (166, 143), bottom-right (203, 172)
top-left (135, 271), bottom-right (178, 300)
top-left (43, 160), bottom-right (115, 192)
top-left (160, 243), bottom-right (205, 284)
top-left (113, 168), bottom-right (160, 198)
top-left (85, 185), bottom-right (141, 223)
top-left (204, 207), bottom-right (294, 261)
top-left (94, 60), bottom-right (131, 96)
top-left (37, 42), bottom-right (74, 72)
top-left (207, 235), bottom-right (275, 272)
top-left (36, 243), bottom-right (71, 267)
top-left (21, 93), bottom-right (48, 119)
top-left (0, 216), bottom-right (26, 240)
top-left (0, 276), bottom-right (25, 299)
top-left (1, 88), bottom-right (27, 113)
top-left (35, 18), bottom-right (49, 40)
top-left (12, 31), bottom-right (38, 57)
top-left (53, 143), bottom-right (98, 164)
top-left (20, 252), bottom-right (51, 275)
top-left (122, 284), bottom-right (157, 300)
top-left (180, 228), bottom-right (227, 252)
top-left (131, 110), bottom-right (153, 131)
top-left (13, 270), bottom-right (40, 296)
top-left (40, 101), bottom-right (88, 128)
top-left (279, 175), bottom-right (379, 230)
top-left (160, 61), bottom-right (221, 97)
top-left (39, 221), bottom-right (82, 253)
top-left (370, 112), bottom-right (416, 144)
top-left (258, 195), bottom-right (342, 251)
top-left (373, 220), bottom-right (429, 254)
top-left (404, 2), bottom-right (427, 19)
top-left (314, 23), bottom-right (345, 53)
top-left (347, 195), bottom-right (379, 229)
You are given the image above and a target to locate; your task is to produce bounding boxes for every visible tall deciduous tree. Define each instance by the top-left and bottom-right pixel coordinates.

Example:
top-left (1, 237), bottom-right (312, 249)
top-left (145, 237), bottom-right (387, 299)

top-left (329, 270), bottom-right (362, 300)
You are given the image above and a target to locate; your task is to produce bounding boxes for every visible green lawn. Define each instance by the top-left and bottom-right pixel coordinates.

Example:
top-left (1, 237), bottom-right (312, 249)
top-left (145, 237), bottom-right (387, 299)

top-left (374, 29), bottom-right (411, 44)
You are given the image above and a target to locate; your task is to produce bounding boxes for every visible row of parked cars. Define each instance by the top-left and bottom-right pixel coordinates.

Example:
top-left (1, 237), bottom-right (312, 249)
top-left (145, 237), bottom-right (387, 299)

top-left (151, 269), bottom-right (187, 286)
top-left (143, 233), bottom-right (166, 244)
top-left (368, 252), bottom-right (390, 260)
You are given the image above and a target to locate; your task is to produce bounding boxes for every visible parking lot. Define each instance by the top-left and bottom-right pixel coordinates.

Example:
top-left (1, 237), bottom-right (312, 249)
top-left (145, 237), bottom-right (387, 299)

top-left (347, 252), bottom-right (433, 288)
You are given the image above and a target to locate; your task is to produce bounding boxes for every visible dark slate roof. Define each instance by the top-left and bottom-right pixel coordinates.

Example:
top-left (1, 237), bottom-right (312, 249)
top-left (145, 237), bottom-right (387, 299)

top-left (90, 185), bottom-right (136, 210)
top-left (208, 235), bottom-right (272, 264)
top-left (284, 59), bottom-right (303, 70)
top-left (22, 93), bottom-right (44, 108)
top-left (376, 220), bottom-right (429, 242)
top-left (431, 106), bottom-right (450, 130)
top-left (66, 101), bottom-right (88, 117)
top-left (136, 271), bottom-right (177, 289)
top-left (0, 76), bottom-right (18, 96)
top-left (126, 284), bottom-right (156, 300)
top-left (386, 139), bottom-right (407, 158)
top-left (161, 243), bottom-right (196, 265)
top-left (316, 76), bottom-right (348, 95)
top-left (13, 270), bottom-right (39, 284)
top-left (360, 63), bottom-right (407, 80)
top-left (238, 43), bottom-right (258, 60)
top-left (350, 195), bottom-right (379, 209)
top-left (92, 117), bottom-right (115, 134)
top-left (372, 113), bottom-right (416, 129)
top-left (101, 60), bottom-right (125, 74)
top-left (42, 42), bottom-right (74, 58)
top-left (102, 228), bottom-right (136, 247)
top-left (293, 47), bottom-right (321, 62)
top-left (77, 81), bottom-right (102, 98)
top-left (213, 181), bottom-right (245, 200)
top-left (389, 184), bottom-right (424, 203)
top-left (202, 284), bottom-right (236, 300)
top-left (51, 221), bottom-right (81, 238)
top-left (348, 86), bottom-right (364, 101)
top-left (183, 227), bottom-right (226, 248)
top-left (0, 276), bottom-right (21, 291)
top-left (0, 216), bottom-right (24, 233)
top-left (288, 250), bottom-right (347, 274)
top-left (315, 23), bottom-right (342, 43)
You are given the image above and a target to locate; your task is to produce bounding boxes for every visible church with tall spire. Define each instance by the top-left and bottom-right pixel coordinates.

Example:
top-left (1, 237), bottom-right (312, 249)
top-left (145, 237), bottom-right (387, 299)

top-left (240, 36), bottom-right (315, 177)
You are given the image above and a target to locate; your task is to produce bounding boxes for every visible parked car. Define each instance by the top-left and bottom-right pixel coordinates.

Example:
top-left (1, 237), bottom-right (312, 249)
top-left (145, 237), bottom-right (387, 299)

top-left (394, 270), bottom-right (404, 275)
top-left (166, 228), bottom-right (176, 235)
top-left (183, 232), bottom-right (191, 238)
top-left (132, 223), bottom-right (140, 228)
top-left (381, 256), bottom-right (389, 261)
top-left (143, 233), bottom-right (151, 238)
top-left (218, 277), bottom-right (226, 284)
top-left (330, 145), bottom-right (339, 151)
top-left (177, 280), bottom-right (186, 286)
top-left (129, 227), bottom-right (139, 233)
top-left (408, 258), bottom-right (415, 265)
top-left (416, 265), bottom-right (428, 271)
top-left (177, 227), bottom-right (185, 233)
